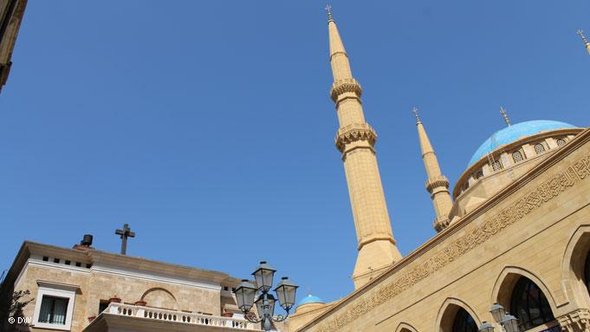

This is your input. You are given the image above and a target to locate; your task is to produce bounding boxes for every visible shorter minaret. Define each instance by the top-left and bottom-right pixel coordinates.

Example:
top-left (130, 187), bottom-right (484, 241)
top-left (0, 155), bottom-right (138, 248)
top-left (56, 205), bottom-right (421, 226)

top-left (413, 108), bottom-right (453, 232)
top-left (577, 30), bottom-right (590, 55)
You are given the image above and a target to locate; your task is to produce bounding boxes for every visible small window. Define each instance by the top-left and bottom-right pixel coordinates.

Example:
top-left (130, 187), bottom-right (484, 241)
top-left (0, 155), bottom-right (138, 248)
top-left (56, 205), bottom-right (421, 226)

top-left (75, 262), bottom-right (82, 267)
top-left (534, 143), bottom-right (546, 155)
top-left (512, 150), bottom-right (524, 163)
top-left (474, 169), bottom-right (484, 180)
top-left (53, 258), bottom-right (60, 264)
top-left (34, 283), bottom-right (77, 330)
top-left (42, 256), bottom-right (49, 262)
top-left (38, 295), bottom-right (69, 325)
top-left (65, 260), bottom-right (71, 265)
top-left (491, 160), bottom-right (503, 171)
top-left (462, 181), bottom-right (469, 191)
top-left (556, 138), bottom-right (566, 147)
top-left (86, 263), bottom-right (92, 269)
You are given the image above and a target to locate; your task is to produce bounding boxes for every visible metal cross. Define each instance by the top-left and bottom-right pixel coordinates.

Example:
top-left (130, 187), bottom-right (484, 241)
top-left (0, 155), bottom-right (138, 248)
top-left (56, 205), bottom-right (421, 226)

top-left (115, 224), bottom-right (135, 255)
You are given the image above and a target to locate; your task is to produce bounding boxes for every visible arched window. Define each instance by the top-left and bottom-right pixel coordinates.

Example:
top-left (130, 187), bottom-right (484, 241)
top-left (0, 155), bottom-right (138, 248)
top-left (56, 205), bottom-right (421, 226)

top-left (556, 138), bottom-right (566, 147)
top-left (491, 160), bottom-right (503, 171)
top-left (452, 308), bottom-right (478, 332)
top-left (510, 277), bottom-right (555, 330)
top-left (534, 143), bottom-right (546, 155)
top-left (512, 150), bottom-right (524, 163)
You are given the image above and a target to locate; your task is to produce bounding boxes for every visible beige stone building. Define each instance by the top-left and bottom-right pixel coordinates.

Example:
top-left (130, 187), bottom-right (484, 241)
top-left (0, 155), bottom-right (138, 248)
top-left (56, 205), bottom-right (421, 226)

top-left (287, 10), bottom-right (590, 332)
top-left (0, 239), bottom-right (261, 332)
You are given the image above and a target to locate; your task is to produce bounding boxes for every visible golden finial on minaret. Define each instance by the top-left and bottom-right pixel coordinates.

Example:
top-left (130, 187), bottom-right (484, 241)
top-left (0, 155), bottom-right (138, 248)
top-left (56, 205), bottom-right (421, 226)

top-left (412, 106), bottom-right (421, 124)
top-left (500, 107), bottom-right (511, 127)
top-left (577, 29), bottom-right (590, 55)
top-left (414, 109), bottom-right (453, 232)
top-left (325, 4), bottom-right (334, 22)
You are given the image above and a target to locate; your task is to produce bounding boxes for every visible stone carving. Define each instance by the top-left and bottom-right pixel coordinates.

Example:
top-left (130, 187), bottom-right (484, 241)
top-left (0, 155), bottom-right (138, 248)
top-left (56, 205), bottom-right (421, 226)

top-left (330, 78), bottom-right (363, 102)
top-left (335, 123), bottom-right (377, 153)
top-left (558, 308), bottom-right (590, 332)
top-left (312, 153), bottom-right (590, 332)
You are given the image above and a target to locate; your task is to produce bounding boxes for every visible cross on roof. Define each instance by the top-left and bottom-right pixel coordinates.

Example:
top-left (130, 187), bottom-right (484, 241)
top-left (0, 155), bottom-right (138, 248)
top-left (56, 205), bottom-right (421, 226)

top-left (115, 223), bottom-right (135, 255)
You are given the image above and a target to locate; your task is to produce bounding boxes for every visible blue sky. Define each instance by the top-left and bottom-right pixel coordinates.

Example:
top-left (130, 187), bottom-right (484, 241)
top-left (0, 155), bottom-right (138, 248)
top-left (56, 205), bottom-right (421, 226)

top-left (0, 1), bottom-right (588, 306)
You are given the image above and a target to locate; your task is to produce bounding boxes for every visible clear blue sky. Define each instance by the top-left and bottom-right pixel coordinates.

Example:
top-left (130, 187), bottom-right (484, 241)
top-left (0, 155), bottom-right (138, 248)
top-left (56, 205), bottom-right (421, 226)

top-left (1, 1), bottom-right (588, 306)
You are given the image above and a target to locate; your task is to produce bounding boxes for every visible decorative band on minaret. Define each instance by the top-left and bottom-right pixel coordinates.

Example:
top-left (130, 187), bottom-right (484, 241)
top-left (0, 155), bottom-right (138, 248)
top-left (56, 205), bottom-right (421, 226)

top-left (326, 7), bottom-right (402, 289)
top-left (413, 108), bottom-right (453, 232)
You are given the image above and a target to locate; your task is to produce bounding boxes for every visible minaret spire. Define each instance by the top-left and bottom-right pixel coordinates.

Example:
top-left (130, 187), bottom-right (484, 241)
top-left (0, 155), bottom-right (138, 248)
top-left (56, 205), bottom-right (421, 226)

top-left (327, 8), bottom-right (402, 288)
top-left (414, 108), bottom-right (453, 232)
top-left (577, 30), bottom-right (590, 55)
top-left (325, 4), bottom-right (334, 23)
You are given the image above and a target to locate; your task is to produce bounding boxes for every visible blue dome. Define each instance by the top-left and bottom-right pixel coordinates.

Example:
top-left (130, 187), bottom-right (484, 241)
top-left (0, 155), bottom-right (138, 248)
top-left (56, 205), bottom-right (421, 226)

top-left (468, 120), bottom-right (577, 167)
top-left (297, 294), bottom-right (324, 307)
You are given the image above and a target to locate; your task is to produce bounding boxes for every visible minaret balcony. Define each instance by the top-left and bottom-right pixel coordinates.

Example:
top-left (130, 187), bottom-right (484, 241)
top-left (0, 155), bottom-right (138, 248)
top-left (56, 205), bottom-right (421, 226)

top-left (330, 78), bottom-right (363, 102)
top-left (335, 123), bottom-right (377, 153)
top-left (425, 175), bottom-right (450, 193)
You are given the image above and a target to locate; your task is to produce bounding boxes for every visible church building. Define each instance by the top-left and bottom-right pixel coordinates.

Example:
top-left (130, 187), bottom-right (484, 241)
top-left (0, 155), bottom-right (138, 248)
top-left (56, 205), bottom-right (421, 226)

top-left (0, 235), bottom-right (260, 332)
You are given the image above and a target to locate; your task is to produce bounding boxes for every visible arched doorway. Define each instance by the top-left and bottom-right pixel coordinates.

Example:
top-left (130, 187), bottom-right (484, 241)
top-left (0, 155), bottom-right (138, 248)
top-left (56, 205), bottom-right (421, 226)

top-left (451, 308), bottom-right (478, 332)
top-left (510, 276), bottom-right (555, 330)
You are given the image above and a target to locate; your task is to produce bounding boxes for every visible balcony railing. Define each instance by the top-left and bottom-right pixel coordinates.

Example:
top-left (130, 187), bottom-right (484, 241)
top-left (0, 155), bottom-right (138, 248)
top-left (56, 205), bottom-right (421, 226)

top-left (105, 303), bottom-right (259, 330)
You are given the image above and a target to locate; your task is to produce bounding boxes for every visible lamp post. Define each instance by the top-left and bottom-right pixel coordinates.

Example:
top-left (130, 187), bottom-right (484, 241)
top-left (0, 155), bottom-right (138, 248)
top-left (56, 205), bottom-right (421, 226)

top-left (234, 261), bottom-right (299, 331)
top-left (488, 303), bottom-right (520, 332)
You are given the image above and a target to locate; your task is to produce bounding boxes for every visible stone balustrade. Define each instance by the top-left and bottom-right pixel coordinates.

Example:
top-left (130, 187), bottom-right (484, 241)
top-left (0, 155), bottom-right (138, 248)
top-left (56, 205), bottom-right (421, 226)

top-left (105, 303), bottom-right (259, 330)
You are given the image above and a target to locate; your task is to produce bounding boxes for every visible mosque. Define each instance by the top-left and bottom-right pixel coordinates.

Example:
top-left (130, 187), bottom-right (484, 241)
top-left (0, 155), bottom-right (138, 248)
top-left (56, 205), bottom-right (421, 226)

top-left (286, 9), bottom-right (590, 332)
top-left (1, 3), bottom-right (590, 332)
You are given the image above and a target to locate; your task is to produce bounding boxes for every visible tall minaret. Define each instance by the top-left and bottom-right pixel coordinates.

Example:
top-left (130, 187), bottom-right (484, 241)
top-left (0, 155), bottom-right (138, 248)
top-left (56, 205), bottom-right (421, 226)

top-left (326, 6), bottom-right (402, 288)
top-left (577, 30), bottom-right (590, 55)
top-left (413, 108), bottom-right (453, 232)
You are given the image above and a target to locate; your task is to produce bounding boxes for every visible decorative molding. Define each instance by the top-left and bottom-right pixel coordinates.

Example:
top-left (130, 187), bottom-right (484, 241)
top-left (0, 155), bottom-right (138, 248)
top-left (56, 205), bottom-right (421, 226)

top-left (311, 153), bottom-right (590, 332)
top-left (330, 78), bottom-right (362, 102)
top-left (558, 308), bottom-right (590, 332)
top-left (426, 175), bottom-right (450, 193)
top-left (335, 123), bottom-right (377, 153)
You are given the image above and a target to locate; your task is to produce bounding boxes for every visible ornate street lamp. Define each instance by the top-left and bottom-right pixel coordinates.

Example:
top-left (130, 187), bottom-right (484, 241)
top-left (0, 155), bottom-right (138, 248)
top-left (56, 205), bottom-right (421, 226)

top-left (500, 314), bottom-right (519, 332)
top-left (234, 261), bottom-right (299, 331)
top-left (490, 303), bottom-right (505, 323)
top-left (478, 321), bottom-right (495, 332)
top-left (489, 303), bottom-right (520, 332)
